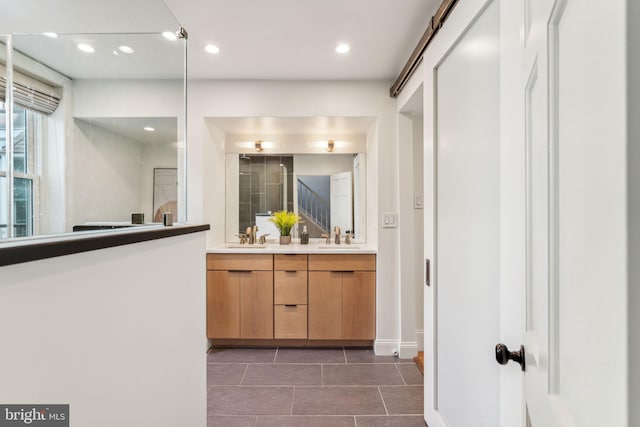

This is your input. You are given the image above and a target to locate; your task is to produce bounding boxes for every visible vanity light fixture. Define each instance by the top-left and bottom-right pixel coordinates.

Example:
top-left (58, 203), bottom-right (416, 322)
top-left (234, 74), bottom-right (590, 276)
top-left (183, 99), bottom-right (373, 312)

top-left (162, 31), bottom-right (178, 41)
top-left (335, 43), bottom-right (350, 54)
top-left (255, 140), bottom-right (263, 153)
top-left (327, 139), bottom-right (335, 152)
top-left (77, 43), bottom-right (95, 53)
top-left (43, 32), bottom-right (58, 39)
top-left (144, 126), bottom-right (155, 132)
top-left (118, 45), bottom-right (135, 54)
top-left (204, 44), bottom-right (220, 54)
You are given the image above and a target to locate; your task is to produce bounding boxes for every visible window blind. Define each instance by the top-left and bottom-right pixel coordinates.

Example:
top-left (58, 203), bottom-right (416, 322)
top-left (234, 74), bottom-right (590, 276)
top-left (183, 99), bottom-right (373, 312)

top-left (0, 64), bottom-right (62, 115)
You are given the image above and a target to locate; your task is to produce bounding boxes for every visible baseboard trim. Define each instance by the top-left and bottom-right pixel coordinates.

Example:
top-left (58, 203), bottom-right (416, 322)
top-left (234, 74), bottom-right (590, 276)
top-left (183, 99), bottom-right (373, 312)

top-left (399, 341), bottom-right (418, 359)
top-left (416, 329), bottom-right (424, 351)
top-left (374, 339), bottom-right (398, 356)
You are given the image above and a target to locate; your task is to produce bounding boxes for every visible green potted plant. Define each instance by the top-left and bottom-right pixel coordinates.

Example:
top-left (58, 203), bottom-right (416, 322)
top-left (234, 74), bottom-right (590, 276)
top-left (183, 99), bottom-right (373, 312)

top-left (268, 210), bottom-right (300, 244)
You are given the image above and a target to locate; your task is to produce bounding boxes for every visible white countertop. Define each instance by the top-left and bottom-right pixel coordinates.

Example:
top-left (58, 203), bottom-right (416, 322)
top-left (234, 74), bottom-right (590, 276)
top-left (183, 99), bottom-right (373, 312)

top-left (207, 241), bottom-right (376, 254)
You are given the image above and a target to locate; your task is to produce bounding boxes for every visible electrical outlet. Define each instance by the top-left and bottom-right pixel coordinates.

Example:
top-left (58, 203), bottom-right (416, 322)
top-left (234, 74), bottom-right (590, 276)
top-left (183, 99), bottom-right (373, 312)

top-left (382, 212), bottom-right (398, 228)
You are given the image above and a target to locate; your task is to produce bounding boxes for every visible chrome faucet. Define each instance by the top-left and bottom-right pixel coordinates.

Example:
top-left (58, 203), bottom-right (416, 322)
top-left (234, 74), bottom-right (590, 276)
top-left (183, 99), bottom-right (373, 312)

top-left (334, 226), bottom-right (341, 245)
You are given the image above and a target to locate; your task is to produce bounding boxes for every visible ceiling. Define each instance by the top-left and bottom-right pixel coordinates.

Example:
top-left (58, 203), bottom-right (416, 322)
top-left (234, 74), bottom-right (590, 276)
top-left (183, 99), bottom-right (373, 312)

top-left (0, 0), bottom-right (439, 80)
top-left (74, 117), bottom-right (178, 146)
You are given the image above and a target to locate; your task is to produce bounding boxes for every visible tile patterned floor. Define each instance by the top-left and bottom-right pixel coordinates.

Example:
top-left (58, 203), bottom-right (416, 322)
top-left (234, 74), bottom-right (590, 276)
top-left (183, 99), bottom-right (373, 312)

top-left (207, 347), bottom-right (426, 427)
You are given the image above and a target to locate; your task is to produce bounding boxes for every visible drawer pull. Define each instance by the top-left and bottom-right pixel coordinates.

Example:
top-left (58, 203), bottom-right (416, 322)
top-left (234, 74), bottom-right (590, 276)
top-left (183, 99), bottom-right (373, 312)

top-left (285, 270), bottom-right (297, 273)
top-left (334, 270), bottom-right (355, 273)
top-left (284, 304), bottom-right (298, 307)
top-left (228, 270), bottom-right (251, 273)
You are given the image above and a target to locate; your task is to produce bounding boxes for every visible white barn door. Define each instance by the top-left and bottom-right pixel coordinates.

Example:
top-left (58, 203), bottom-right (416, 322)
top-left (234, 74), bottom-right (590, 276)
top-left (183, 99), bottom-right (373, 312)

top-left (424, 1), bottom-right (501, 426)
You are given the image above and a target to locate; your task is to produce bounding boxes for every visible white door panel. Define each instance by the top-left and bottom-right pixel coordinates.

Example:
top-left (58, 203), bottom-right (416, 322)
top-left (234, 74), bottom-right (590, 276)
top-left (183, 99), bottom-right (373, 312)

top-left (432, 1), bottom-right (500, 426)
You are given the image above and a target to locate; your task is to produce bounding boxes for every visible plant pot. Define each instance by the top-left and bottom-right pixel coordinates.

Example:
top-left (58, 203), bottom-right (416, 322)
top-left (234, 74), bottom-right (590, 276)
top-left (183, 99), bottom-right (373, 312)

top-left (279, 235), bottom-right (292, 245)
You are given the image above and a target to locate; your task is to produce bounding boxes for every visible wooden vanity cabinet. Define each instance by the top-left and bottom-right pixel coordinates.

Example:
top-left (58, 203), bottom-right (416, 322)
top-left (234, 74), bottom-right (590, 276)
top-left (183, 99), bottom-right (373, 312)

top-left (308, 254), bottom-right (376, 340)
top-left (206, 254), bottom-right (273, 339)
top-left (273, 254), bottom-right (308, 339)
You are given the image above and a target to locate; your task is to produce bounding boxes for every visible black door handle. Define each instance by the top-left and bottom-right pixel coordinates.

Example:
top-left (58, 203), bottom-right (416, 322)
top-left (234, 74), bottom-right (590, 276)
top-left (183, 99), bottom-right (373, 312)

top-left (495, 343), bottom-right (525, 371)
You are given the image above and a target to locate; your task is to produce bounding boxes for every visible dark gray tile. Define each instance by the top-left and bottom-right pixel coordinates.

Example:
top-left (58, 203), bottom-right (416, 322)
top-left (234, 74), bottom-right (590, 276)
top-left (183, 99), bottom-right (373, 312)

top-left (239, 202), bottom-right (251, 224)
top-left (239, 175), bottom-right (251, 203)
top-left (355, 415), bottom-right (426, 427)
top-left (208, 363), bottom-right (247, 385)
top-left (379, 386), bottom-right (423, 415)
top-left (251, 164), bottom-right (265, 191)
top-left (345, 349), bottom-right (398, 364)
top-left (280, 156), bottom-right (294, 173)
top-left (256, 415), bottom-right (355, 427)
top-left (266, 159), bottom-right (283, 184)
top-left (323, 364), bottom-right (404, 386)
top-left (251, 192), bottom-right (266, 215)
top-left (208, 415), bottom-right (256, 427)
top-left (276, 348), bottom-right (346, 364)
top-left (396, 364), bottom-right (423, 385)
top-left (239, 156), bottom-right (251, 173)
top-left (266, 183), bottom-right (282, 212)
top-left (208, 386), bottom-right (293, 415)
top-left (242, 364), bottom-right (322, 385)
top-left (249, 155), bottom-right (265, 165)
top-left (208, 348), bottom-right (277, 363)
top-left (293, 387), bottom-right (386, 415)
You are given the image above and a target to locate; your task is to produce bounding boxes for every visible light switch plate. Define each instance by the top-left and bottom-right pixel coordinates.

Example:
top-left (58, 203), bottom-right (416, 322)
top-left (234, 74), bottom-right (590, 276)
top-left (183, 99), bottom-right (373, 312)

top-left (382, 212), bottom-right (398, 228)
top-left (414, 195), bottom-right (423, 209)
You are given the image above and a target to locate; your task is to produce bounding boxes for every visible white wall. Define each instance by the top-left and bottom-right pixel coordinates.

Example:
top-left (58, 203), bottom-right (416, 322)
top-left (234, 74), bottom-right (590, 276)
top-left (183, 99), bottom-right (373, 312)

top-left (294, 154), bottom-right (353, 175)
top-left (69, 120), bottom-right (144, 227)
top-left (0, 232), bottom-right (208, 427)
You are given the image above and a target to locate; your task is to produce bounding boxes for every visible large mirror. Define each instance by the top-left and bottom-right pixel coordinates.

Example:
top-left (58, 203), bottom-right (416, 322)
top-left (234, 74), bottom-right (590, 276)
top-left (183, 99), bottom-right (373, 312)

top-left (0, 22), bottom-right (186, 239)
top-left (214, 116), bottom-right (373, 243)
top-left (225, 153), bottom-right (366, 241)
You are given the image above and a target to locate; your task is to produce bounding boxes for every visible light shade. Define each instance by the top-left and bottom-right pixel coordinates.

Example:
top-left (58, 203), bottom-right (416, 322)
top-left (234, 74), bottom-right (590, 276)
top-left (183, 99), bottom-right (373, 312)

top-left (255, 140), bottom-right (263, 152)
top-left (327, 139), bottom-right (335, 152)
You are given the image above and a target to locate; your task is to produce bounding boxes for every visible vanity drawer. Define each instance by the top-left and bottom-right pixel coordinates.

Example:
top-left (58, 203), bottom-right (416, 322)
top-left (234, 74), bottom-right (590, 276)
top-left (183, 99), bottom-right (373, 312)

top-left (274, 254), bottom-right (308, 271)
top-left (207, 254), bottom-right (273, 271)
top-left (274, 271), bottom-right (308, 304)
top-left (308, 254), bottom-right (376, 271)
top-left (274, 305), bottom-right (308, 339)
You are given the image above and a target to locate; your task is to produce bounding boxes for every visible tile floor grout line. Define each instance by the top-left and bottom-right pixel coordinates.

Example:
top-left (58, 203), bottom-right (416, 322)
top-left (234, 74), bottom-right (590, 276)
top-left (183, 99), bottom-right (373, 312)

top-left (238, 363), bottom-right (250, 385)
top-left (395, 363), bottom-right (408, 386)
top-left (377, 386), bottom-right (390, 416)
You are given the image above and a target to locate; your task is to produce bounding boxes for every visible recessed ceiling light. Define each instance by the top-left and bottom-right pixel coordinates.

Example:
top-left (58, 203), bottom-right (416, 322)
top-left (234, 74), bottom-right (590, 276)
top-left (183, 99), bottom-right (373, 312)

top-left (335, 43), bottom-right (350, 54)
top-left (144, 126), bottom-right (155, 132)
top-left (77, 43), bottom-right (95, 53)
top-left (118, 45), bottom-right (134, 54)
top-left (204, 44), bottom-right (220, 54)
top-left (43, 32), bottom-right (58, 39)
top-left (162, 31), bottom-right (177, 41)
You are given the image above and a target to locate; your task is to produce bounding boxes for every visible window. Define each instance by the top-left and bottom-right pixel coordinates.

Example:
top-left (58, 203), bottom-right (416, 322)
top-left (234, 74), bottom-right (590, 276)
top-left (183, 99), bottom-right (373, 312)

top-left (0, 103), bottom-right (41, 239)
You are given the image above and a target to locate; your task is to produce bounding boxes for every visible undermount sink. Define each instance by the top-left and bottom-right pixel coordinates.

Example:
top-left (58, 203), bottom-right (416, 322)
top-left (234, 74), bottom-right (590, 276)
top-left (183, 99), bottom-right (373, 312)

top-left (225, 244), bottom-right (267, 249)
top-left (317, 245), bottom-right (360, 249)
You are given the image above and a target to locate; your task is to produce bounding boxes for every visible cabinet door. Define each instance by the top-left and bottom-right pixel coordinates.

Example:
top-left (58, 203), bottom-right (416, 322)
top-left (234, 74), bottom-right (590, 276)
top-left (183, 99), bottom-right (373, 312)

top-left (342, 271), bottom-right (376, 340)
top-left (308, 271), bottom-right (342, 339)
top-left (206, 271), bottom-right (240, 338)
top-left (240, 271), bottom-right (273, 339)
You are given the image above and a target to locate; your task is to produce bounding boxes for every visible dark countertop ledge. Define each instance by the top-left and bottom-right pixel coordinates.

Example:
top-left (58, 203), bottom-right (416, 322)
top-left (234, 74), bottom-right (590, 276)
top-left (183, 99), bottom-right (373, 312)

top-left (0, 224), bottom-right (210, 267)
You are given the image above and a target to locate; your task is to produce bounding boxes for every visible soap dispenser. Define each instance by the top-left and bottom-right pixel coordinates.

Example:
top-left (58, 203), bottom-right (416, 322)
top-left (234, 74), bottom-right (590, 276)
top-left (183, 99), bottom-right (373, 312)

top-left (301, 225), bottom-right (309, 244)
